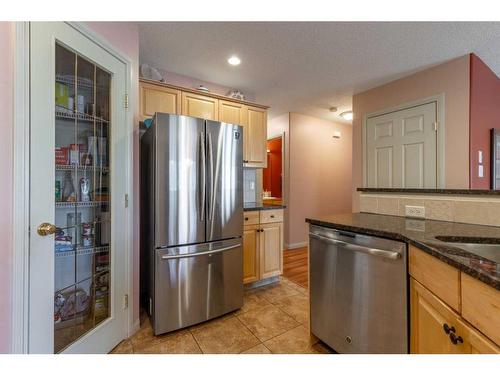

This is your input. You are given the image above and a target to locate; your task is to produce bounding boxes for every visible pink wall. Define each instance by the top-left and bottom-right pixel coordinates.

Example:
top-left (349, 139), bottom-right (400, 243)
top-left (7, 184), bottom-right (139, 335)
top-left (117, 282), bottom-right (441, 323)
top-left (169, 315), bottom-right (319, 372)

top-left (85, 22), bottom-right (140, 326)
top-left (0, 22), bottom-right (13, 353)
top-left (469, 53), bottom-right (500, 189)
top-left (288, 113), bottom-right (352, 247)
top-left (352, 55), bottom-right (470, 212)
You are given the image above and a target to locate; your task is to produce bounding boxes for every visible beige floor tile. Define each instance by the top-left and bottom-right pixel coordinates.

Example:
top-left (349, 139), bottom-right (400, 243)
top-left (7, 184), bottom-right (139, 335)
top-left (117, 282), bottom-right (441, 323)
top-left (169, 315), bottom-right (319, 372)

top-left (241, 343), bottom-right (272, 354)
top-left (237, 305), bottom-right (300, 341)
top-left (257, 282), bottom-right (300, 303)
top-left (263, 325), bottom-right (319, 354)
top-left (273, 293), bottom-right (309, 325)
top-left (134, 331), bottom-right (201, 354)
top-left (110, 339), bottom-right (133, 354)
top-left (234, 290), bottom-right (272, 316)
top-left (191, 317), bottom-right (260, 354)
top-left (188, 311), bottom-right (236, 333)
top-left (130, 321), bottom-right (192, 352)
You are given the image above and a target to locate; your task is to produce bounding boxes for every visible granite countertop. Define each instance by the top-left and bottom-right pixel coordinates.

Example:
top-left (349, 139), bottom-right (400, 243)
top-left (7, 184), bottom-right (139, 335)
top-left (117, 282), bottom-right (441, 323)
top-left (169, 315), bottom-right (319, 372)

top-left (305, 213), bottom-right (500, 291)
top-left (244, 203), bottom-right (286, 211)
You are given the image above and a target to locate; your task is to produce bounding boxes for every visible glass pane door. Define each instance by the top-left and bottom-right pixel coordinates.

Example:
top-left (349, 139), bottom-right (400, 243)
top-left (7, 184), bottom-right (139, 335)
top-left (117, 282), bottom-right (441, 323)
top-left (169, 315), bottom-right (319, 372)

top-left (54, 44), bottom-right (111, 353)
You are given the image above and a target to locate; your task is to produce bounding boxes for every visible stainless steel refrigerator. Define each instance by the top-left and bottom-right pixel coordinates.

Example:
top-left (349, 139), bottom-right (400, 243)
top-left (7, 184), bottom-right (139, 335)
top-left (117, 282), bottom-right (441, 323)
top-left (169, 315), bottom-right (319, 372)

top-left (140, 113), bottom-right (244, 335)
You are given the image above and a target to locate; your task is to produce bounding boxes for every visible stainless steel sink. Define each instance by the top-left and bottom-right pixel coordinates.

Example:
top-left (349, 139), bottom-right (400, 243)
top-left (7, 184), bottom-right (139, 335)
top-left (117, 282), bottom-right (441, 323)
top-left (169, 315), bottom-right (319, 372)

top-left (435, 239), bottom-right (500, 264)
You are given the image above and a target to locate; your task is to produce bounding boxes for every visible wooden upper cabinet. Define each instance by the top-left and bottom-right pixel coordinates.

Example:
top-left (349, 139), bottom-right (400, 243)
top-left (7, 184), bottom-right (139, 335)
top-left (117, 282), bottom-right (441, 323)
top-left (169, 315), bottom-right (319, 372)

top-left (181, 92), bottom-right (218, 120)
top-left (219, 100), bottom-right (246, 126)
top-left (140, 82), bottom-right (181, 120)
top-left (245, 106), bottom-right (267, 167)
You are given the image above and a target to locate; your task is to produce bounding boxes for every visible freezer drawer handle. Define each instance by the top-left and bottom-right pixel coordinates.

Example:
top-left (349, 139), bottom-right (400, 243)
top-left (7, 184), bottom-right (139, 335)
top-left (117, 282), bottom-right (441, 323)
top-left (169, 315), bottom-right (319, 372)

top-left (161, 243), bottom-right (241, 260)
top-left (309, 233), bottom-right (401, 260)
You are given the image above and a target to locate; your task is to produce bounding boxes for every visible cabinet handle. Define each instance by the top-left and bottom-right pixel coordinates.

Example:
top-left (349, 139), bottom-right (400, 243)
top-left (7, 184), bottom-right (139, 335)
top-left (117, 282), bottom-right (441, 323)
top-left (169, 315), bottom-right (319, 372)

top-left (449, 332), bottom-right (463, 345)
top-left (245, 217), bottom-right (249, 221)
top-left (443, 323), bottom-right (455, 335)
top-left (270, 215), bottom-right (275, 218)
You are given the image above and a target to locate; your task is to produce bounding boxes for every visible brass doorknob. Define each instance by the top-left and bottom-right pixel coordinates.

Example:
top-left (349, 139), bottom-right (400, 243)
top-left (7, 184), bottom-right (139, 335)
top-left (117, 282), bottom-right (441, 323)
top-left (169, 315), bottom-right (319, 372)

top-left (37, 222), bottom-right (56, 236)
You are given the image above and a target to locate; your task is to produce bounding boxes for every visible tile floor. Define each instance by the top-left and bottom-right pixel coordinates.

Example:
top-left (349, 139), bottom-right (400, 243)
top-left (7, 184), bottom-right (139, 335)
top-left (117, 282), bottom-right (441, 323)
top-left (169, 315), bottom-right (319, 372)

top-left (110, 277), bottom-right (333, 354)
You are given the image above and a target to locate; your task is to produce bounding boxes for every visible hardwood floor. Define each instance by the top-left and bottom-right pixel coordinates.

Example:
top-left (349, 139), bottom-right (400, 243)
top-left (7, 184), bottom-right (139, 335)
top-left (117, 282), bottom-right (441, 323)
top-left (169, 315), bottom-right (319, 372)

top-left (283, 247), bottom-right (308, 288)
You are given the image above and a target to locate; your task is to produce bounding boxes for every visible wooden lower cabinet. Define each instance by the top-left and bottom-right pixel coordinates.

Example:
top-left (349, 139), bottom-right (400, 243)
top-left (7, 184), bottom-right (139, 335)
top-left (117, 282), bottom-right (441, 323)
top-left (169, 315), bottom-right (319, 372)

top-left (410, 278), bottom-right (499, 354)
top-left (259, 223), bottom-right (283, 279)
top-left (243, 212), bottom-right (283, 285)
top-left (243, 225), bottom-right (260, 284)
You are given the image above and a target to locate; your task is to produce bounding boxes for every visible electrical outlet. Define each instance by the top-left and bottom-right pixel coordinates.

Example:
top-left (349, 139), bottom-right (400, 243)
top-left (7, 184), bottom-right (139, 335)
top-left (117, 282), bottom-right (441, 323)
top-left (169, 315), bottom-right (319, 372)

top-left (405, 205), bottom-right (425, 219)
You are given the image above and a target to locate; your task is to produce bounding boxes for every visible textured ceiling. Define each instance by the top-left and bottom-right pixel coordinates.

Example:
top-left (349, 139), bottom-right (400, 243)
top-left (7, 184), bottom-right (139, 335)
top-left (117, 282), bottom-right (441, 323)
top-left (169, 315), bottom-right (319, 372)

top-left (139, 22), bottom-right (500, 122)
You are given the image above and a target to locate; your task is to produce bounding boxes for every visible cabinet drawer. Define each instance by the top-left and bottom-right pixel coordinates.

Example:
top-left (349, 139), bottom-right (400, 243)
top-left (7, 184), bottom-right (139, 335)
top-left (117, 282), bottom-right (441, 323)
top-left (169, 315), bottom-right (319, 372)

top-left (409, 246), bottom-right (461, 311)
top-left (244, 211), bottom-right (260, 226)
top-left (260, 209), bottom-right (283, 224)
top-left (461, 273), bottom-right (500, 346)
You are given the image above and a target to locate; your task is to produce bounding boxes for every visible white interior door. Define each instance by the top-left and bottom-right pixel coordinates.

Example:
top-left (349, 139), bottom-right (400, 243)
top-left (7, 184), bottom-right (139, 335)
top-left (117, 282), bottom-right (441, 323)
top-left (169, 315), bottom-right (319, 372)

top-left (29, 22), bottom-right (128, 353)
top-left (366, 102), bottom-right (437, 188)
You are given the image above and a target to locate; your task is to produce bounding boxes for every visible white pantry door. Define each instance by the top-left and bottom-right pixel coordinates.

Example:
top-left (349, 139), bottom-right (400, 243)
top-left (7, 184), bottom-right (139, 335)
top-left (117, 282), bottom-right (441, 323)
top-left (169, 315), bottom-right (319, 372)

top-left (366, 102), bottom-right (437, 188)
top-left (29, 22), bottom-right (128, 353)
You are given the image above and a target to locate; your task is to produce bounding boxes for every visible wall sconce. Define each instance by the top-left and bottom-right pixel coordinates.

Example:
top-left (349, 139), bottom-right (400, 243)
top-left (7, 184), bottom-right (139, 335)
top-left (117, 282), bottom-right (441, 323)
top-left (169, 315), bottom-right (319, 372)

top-left (333, 131), bottom-right (341, 139)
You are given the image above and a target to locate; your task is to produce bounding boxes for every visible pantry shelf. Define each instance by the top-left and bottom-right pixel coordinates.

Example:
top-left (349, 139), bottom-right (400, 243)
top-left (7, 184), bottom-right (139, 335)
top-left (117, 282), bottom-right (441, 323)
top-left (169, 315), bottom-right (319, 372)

top-left (55, 105), bottom-right (109, 124)
top-left (56, 201), bottom-right (109, 209)
top-left (55, 164), bottom-right (109, 173)
top-left (55, 245), bottom-right (110, 258)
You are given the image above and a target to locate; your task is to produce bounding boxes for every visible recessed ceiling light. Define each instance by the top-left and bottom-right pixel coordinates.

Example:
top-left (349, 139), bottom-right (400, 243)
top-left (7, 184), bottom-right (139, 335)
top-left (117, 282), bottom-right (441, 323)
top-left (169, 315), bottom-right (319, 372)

top-left (340, 111), bottom-right (353, 121)
top-left (227, 56), bottom-right (241, 66)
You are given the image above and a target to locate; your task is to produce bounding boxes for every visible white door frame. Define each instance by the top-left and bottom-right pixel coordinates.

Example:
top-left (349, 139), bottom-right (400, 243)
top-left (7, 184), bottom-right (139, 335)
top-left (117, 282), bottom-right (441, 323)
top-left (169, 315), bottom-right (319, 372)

top-left (362, 94), bottom-right (446, 189)
top-left (11, 21), bottom-right (135, 353)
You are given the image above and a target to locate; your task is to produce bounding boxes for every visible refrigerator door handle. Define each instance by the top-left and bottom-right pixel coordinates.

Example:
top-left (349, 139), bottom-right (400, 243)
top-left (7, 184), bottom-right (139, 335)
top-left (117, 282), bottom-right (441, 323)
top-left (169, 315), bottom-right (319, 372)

top-left (199, 132), bottom-right (206, 222)
top-left (161, 243), bottom-right (240, 260)
top-left (207, 132), bottom-right (215, 221)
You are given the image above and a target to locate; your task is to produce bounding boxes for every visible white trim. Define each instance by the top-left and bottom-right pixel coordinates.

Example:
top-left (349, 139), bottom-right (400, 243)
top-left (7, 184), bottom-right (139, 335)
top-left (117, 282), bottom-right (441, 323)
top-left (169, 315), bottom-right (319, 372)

top-left (11, 21), bottom-right (136, 353)
top-left (11, 21), bottom-right (30, 354)
top-left (362, 94), bottom-right (446, 189)
top-left (285, 241), bottom-right (307, 250)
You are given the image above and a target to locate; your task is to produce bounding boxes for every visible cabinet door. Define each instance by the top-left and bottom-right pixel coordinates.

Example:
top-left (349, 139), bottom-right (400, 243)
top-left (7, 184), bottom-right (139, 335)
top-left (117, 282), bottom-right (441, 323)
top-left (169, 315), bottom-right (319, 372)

top-left (245, 106), bottom-right (267, 167)
top-left (410, 278), bottom-right (465, 354)
top-left (243, 225), bottom-right (260, 284)
top-left (219, 100), bottom-right (246, 126)
top-left (140, 82), bottom-right (181, 120)
top-left (456, 318), bottom-right (500, 354)
top-left (259, 223), bottom-right (283, 279)
top-left (181, 92), bottom-right (218, 120)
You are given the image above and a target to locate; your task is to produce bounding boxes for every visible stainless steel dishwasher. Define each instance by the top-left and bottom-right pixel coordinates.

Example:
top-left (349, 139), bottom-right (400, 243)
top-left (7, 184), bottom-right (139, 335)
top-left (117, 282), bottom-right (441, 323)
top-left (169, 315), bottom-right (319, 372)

top-left (309, 224), bottom-right (408, 354)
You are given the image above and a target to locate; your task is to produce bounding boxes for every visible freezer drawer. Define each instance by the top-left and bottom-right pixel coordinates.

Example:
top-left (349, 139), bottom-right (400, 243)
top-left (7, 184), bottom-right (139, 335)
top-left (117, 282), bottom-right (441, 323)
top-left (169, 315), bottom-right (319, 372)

top-left (309, 225), bottom-right (408, 354)
top-left (153, 238), bottom-right (243, 335)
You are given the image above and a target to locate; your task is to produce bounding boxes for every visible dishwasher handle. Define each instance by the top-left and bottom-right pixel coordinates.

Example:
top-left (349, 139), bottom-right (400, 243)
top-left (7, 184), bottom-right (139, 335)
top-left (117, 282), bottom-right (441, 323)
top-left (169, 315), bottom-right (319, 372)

top-left (309, 232), bottom-right (401, 260)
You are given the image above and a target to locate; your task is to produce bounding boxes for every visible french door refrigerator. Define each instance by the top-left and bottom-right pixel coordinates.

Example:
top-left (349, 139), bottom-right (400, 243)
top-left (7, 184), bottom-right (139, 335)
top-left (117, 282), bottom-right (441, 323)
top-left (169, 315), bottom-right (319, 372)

top-left (141, 113), bottom-right (244, 335)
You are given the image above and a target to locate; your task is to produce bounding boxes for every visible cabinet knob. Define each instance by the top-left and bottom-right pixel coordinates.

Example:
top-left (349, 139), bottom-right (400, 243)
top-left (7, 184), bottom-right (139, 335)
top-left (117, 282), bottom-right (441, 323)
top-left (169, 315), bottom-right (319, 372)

top-left (449, 332), bottom-right (463, 345)
top-left (245, 217), bottom-right (249, 221)
top-left (270, 215), bottom-right (275, 218)
top-left (443, 323), bottom-right (455, 335)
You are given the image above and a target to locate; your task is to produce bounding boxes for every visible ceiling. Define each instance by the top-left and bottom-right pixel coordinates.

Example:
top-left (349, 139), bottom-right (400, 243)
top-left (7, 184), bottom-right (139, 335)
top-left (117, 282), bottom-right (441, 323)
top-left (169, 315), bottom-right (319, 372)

top-left (139, 22), bottom-right (500, 122)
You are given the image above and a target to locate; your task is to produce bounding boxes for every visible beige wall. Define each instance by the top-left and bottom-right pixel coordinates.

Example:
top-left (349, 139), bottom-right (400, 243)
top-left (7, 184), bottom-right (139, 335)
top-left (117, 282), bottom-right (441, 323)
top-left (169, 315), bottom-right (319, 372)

top-left (288, 113), bottom-right (353, 247)
top-left (352, 55), bottom-right (471, 212)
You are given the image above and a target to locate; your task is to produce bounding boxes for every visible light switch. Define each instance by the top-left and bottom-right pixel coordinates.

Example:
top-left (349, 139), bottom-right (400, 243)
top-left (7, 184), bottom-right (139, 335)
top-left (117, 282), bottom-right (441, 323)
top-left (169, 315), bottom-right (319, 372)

top-left (478, 165), bottom-right (484, 178)
top-left (478, 150), bottom-right (483, 164)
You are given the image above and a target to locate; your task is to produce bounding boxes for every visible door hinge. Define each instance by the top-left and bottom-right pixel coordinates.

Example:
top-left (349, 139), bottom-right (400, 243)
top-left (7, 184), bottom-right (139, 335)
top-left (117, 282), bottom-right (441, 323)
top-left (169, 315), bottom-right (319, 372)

top-left (124, 93), bottom-right (129, 109)
top-left (125, 193), bottom-right (129, 208)
top-left (124, 294), bottom-right (129, 309)
top-left (434, 122), bottom-right (438, 132)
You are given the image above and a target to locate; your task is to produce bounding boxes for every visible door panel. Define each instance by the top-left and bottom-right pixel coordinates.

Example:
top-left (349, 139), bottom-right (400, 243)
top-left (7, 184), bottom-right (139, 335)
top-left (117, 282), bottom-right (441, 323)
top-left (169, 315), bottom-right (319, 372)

top-left (205, 121), bottom-right (243, 242)
top-left (140, 82), bottom-right (181, 120)
top-left (30, 22), bottom-right (128, 353)
top-left (243, 226), bottom-right (259, 284)
top-left (366, 102), bottom-right (437, 188)
top-left (154, 114), bottom-right (205, 248)
top-left (219, 100), bottom-right (246, 126)
top-left (245, 106), bottom-right (267, 167)
top-left (181, 92), bottom-right (218, 120)
top-left (154, 239), bottom-right (243, 334)
top-left (259, 223), bottom-right (283, 279)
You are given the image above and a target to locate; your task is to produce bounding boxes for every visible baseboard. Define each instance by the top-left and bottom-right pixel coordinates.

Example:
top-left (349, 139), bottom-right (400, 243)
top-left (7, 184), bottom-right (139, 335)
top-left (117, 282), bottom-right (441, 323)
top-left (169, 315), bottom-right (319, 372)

top-left (285, 241), bottom-right (307, 250)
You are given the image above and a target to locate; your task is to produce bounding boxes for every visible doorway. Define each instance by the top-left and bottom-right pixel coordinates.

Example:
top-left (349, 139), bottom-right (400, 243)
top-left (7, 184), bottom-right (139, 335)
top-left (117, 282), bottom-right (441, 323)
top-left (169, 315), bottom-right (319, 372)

top-left (263, 136), bottom-right (283, 205)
